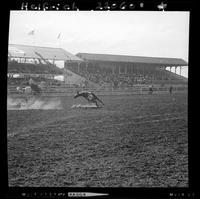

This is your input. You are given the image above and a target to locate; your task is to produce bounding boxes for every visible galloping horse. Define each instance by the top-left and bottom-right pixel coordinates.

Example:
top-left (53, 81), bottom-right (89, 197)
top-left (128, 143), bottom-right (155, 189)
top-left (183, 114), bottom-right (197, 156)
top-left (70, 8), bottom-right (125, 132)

top-left (16, 82), bottom-right (44, 106)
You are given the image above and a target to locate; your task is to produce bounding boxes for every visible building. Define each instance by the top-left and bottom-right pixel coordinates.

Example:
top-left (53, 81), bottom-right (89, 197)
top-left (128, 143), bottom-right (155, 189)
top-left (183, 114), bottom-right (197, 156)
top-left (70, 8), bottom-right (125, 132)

top-left (8, 44), bottom-right (83, 84)
top-left (74, 53), bottom-right (188, 85)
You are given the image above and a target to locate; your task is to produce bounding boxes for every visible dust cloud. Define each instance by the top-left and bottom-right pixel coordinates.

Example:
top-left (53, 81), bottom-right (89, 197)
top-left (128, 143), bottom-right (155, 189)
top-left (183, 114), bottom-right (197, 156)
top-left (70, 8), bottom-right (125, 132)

top-left (7, 97), bottom-right (62, 110)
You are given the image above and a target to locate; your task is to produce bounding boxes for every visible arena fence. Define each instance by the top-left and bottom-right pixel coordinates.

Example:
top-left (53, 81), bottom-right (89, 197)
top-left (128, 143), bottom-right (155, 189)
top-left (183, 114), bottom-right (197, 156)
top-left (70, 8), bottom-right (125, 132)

top-left (7, 84), bottom-right (188, 97)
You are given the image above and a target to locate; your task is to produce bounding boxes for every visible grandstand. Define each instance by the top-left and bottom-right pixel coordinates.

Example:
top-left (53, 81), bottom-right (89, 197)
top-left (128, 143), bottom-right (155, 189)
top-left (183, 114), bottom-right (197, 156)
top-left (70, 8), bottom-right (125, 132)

top-left (7, 44), bottom-right (188, 96)
top-left (8, 44), bottom-right (83, 86)
top-left (74, 53), bottom-right (188, 87)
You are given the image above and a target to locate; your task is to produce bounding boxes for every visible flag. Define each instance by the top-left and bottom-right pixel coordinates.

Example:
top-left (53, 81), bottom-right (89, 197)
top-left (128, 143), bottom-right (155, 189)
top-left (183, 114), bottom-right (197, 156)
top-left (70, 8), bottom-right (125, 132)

top-left (57, 32), bottom-right (61, 39)
top-left (28, 30), bottom-right (35, 35)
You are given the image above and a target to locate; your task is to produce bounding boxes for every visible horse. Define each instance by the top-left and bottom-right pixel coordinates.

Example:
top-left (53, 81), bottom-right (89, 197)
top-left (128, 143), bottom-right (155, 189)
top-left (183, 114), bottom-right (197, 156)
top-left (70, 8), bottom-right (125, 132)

top-left (16, 83), bottom-right (43, 106)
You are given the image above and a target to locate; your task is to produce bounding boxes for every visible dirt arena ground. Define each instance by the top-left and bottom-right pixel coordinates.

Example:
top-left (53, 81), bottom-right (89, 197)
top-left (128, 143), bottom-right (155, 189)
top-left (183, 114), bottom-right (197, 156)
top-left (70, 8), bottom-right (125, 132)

top-left (7, 92), bottom-right (188, 187)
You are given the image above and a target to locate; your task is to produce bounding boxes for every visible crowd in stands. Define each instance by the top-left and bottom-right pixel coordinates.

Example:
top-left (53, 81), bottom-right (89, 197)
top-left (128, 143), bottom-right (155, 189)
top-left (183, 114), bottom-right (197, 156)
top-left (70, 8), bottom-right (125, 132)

top-left (71, 68), bottom-right (176, 87)
top-left (8, 60), bottom-right (183, 88)
top-left (7, 60), bottom-right (63, 87)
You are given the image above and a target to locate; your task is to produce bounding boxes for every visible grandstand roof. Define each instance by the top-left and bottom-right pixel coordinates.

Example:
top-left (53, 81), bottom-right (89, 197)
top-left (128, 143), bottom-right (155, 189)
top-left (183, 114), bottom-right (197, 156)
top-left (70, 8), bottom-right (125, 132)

top-left (76, 53), bottom-right (188, 66)
top-left (8, 44), bottom-right (82, 61)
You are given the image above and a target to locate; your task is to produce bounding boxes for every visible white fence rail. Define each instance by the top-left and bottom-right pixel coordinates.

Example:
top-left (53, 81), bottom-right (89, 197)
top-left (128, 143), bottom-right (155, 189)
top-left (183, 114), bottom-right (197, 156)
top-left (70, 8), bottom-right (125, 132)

top-left (7, 84), bottom-right (188, 97)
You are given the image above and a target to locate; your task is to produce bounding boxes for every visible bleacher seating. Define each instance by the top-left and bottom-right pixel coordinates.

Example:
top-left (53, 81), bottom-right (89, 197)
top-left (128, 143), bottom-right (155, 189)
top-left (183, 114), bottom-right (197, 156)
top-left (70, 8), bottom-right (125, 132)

top-left (7, 61), bottom-right (187, 89)
top-left (68, 66), bottom-right (182, 86)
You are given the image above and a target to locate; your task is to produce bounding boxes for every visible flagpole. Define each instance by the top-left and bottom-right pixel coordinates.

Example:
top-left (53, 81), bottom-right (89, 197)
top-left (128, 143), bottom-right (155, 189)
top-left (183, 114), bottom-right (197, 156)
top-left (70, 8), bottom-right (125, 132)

top-left (57, 32), bottom-right (61, 48)
top-left (33, 32), bottom-right (36, 46)
top-left (28, 30), bottom-right (35, 46)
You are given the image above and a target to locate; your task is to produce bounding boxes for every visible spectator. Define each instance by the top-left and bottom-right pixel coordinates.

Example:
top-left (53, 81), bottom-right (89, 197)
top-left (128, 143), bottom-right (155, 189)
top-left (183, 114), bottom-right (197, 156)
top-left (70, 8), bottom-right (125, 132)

top-left (169, 85), bottom-right (173, 94)
top-left (148, 84), bottom-right (153, 95)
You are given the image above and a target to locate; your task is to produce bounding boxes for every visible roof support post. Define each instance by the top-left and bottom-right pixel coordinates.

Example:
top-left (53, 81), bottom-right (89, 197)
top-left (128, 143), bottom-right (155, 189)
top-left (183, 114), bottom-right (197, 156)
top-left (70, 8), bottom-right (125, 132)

top-left (125, 65), bottom-right (128, 74)
top-left (120, 65), bottom-right (123, 74)
top-left (64, 61), bottom-right (69, 84)
top-left (64, 67), bottom-right (67, 84)
top-left (85, 62), bottom-right (88, 72)
top-left (180, 66), bottom-right (182, 76)
top-left (136, 65), bottom-right (138, 75)
top-left (77, 62), bottom-right (80, 73)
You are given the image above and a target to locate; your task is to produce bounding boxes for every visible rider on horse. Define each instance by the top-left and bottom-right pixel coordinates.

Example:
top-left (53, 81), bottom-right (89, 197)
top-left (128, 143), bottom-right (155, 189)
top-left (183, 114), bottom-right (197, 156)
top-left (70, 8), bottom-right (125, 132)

top-left (28, 78), bottom-right (42, 95)
top-left (16, 78), bottom-right (43, 105)
top-left (17, 78), bottom-right (42, 95)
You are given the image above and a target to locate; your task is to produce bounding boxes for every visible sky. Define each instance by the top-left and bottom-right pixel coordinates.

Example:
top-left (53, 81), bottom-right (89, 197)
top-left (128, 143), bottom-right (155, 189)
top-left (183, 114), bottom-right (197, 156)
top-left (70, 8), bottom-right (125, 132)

top-left (9, 11), bottom-right (190, 77)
